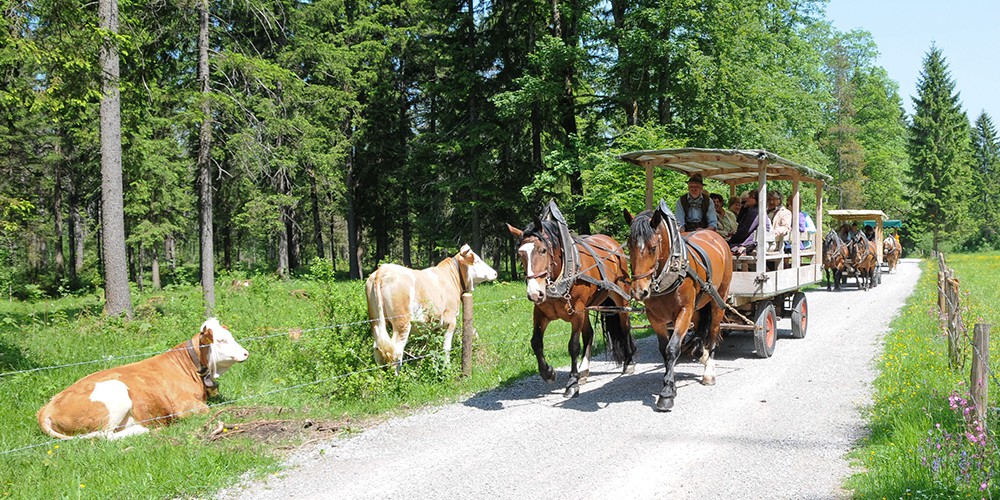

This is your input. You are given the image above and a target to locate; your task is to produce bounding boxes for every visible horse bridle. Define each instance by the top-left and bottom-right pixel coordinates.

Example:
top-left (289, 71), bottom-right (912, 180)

top-left (632, 201), bottom-right (689, 296)
top-left (521, 234), bottom-right (560, 284)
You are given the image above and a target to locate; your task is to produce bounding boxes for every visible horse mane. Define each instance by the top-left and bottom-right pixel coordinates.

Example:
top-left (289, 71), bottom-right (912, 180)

top-left (520, 219), bottom-right (563, 252)
top-left (627, 210), bottom-right (657, 248)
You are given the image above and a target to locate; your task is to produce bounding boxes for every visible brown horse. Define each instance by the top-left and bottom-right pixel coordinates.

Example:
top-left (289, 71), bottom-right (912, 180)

top-left (883, 235), bottom-right (900, 273)
top-left (823, 230), bottom-right (849, 291)
top-left (506, 210), bottom-right (637, 398)
top-left (848, 232), bottom-right (878, 291)
top-left (623, 202), bottom-right (733, 411)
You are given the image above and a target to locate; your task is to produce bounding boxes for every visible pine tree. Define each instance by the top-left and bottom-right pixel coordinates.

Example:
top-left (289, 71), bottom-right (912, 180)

top-left (907, 45), bottom-right (973, 252)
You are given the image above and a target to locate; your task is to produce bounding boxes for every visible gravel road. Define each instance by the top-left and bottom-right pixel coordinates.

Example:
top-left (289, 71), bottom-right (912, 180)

top-left (223, 259), bottom-right (921, 500)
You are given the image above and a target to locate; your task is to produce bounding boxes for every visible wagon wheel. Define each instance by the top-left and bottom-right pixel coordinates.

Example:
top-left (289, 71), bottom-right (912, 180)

top-left (790, 292), bottom-right (807, 339)
top-left (753, 302), bottom-right (777, 358)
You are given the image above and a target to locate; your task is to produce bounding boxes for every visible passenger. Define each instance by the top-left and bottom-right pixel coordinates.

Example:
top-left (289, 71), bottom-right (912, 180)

top-left (766, 190), bottom-right (792, 251)
top-left (711, 193), bottom-right (737, 239)
top-left (728, 189), bottom-right (771, 256)
top-left (728, 196), bottom-right (742, 216)
top-left (784, 194), bottom-right (816, 251)
top-left (674, 173), bottom-right (718, 232)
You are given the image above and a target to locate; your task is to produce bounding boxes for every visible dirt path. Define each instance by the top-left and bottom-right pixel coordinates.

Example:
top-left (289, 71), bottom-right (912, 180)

top-left (222, 259), bottom-right (921, 500)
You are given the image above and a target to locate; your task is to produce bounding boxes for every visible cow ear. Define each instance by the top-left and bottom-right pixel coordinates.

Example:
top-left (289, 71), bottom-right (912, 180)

top-left (200, 325), bottom-right (214, 346)
top-left (506, 223), bottom-right (523, 240)
top-left (623, 209), bottom-right (633, 226)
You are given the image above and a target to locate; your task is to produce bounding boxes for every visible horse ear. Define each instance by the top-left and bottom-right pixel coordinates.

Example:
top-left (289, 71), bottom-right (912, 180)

top-left (532, 214), bottom-right (543, 231)
top-left (506, 223), bottom-right (523, 240)
top-left (623, 209), bottom-right (633, 226)
top-left (650, 209), bottom-right (663, 229)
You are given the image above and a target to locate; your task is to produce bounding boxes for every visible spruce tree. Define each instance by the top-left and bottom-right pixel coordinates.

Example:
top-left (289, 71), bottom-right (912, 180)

top-left (971, 111), bottom-right (1000, 247)
top-left (907, 45), bottom-right (973, 252)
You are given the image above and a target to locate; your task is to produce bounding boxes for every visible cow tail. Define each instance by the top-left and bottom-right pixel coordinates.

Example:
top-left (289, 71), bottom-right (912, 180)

top-left (37, 403), bottom-right (72, 440)
top-left (366, 272), bottom-right (395, 363)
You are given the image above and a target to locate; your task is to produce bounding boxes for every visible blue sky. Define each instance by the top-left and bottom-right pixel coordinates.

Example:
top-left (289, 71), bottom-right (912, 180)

top-left (823, 0), bottom-right (999, 120)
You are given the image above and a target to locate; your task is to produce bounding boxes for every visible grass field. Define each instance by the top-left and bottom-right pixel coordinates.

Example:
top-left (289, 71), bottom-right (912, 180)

top-left (846, 254), bottom-right (1000, 498)
top-left (0, 270), bottom-right (612, 498)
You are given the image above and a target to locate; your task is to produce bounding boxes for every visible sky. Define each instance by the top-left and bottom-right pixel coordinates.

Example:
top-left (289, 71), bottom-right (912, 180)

top-left (823, 0), bottom-right (1000, 120)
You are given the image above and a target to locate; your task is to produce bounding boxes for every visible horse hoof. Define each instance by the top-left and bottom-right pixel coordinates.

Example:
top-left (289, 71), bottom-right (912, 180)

top-left (702, 375), bottom-right (716, 386)
top-left (623, 362), bottom-right (635, 375)
top-left (564, 384), bottom-right (580, 398)
top-left (540, 367), bottom-right (556, 383)
top-left (655, 396), bottom-right (674, 412)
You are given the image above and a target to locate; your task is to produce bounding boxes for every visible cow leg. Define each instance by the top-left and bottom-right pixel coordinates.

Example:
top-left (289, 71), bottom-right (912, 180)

top-left (531, 308), bottom-right (556, 383)
top-left (658, 305), bottom-right (694, 411)
top-left (442, 319), bottom-right (457, 365)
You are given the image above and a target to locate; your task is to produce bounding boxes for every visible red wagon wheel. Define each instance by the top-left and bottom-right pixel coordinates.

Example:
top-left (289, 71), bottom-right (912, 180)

top-left (753, 302), bottom-right (777, 358)
top-left (790, 292), bottom-right (807, 339)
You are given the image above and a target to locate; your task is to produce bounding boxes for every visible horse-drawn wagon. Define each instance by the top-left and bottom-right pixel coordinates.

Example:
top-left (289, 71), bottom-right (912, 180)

top-left (827, 209), bottom-right (893, 288)
top-left (618, 148), bottom-right (832, 359)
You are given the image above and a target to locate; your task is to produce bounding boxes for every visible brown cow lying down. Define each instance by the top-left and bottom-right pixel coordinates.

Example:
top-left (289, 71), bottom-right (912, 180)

top-left (366, 244), bottom-right (497, 366)
top-left (37, 318), bottom-right (249, 440)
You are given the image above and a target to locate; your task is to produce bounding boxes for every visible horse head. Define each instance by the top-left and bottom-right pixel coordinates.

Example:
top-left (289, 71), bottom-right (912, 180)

top-left (506, 217), bottom-right (564, 303)
top-left (849, 231), bottom-right (870, 263)
top-left (623, 202), bottom-right (682, 301)
top-left (823, 230), bottom-right (845, 270)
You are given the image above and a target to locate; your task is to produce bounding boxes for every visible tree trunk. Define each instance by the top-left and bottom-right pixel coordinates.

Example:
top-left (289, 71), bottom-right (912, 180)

top-left (346, 126), bottom-right (362, 279)
top-left (310, 169), bottom-right (324, 259)
top-left (165, 235), bottom-right (176, 271)
top-left (68, 190), bottom-right (82, 283)
top-left (98, 0), bottom-right (133, 318)
top-left (136, 244), bottom-right (144, 292)
top-left (197, 0), bottom-right (215, 315)
top-left (151, 247), bottom-right (161, 289)
top-left (53, 147), bottom-right (65, 278)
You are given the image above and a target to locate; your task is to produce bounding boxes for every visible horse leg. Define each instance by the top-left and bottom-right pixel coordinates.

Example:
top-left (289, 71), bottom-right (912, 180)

top-left (701, 305), bottom-right (724, 386)
top-left (657, 306), bottom-right (694, 412)
top-left (563, 314), bottom-right (591, 398)
top-left (620, 311), bottom-right (636, 374)
top-left (825, 268), bottom-right (831, 291)
top-left (531, 308), bottom-right (556, 383)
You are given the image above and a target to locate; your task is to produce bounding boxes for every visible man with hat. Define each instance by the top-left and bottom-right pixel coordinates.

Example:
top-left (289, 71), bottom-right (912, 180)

top-left (675, 173), bottom-right (718, 232)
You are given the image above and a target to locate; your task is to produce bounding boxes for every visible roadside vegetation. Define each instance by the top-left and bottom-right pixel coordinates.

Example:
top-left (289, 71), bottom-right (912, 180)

top-left (0, 265), bottom-right (600, 498)
top-left (848, 254), bottom-right (1000, 498)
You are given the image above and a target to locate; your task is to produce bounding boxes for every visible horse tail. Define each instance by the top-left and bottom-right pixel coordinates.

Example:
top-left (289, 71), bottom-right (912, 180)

top-left (599, 297), bottom-right (636, 365)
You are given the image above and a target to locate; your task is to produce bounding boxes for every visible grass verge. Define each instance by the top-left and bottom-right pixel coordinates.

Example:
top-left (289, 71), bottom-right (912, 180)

top-left (846, 254), bottom-right (1000, 498)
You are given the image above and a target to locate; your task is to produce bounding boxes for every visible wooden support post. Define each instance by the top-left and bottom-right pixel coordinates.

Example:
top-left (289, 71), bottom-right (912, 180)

top-left (971, 324), bottom-right (990, 426)
top-left (461, 292), bottom-right (474, 378)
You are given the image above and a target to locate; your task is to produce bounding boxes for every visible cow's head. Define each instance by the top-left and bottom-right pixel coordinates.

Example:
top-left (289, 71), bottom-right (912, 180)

top-left (199, 318), bottom-right (250, 379)
top-left (457, 244), bottom-right (498, 290)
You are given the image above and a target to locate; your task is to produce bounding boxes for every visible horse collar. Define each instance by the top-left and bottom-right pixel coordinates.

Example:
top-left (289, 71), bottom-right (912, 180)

top-left (185, 339), bottom-right (218, 393)
top-left (650, 201), bottom-right (689, 296)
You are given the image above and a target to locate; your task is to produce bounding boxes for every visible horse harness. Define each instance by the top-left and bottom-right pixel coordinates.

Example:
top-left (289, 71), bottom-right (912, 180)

top-left (638, 201), bottom-right (727, 309)
top-left (530, 200), bottom-right (630, 303)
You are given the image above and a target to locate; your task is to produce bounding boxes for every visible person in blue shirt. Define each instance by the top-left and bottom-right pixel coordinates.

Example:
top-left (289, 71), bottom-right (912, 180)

top-left (675, 173), bottom-right (718, 232)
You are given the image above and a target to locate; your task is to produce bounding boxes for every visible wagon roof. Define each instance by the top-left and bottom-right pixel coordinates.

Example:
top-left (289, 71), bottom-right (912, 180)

top-left (618, 148), bottom-right (833, 184)
top-left (827, 209), bottom-right (889, 221)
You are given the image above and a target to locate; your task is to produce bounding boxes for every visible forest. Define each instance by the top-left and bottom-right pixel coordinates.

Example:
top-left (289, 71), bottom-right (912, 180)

top-left (1, 0), bottom-right (998, 313)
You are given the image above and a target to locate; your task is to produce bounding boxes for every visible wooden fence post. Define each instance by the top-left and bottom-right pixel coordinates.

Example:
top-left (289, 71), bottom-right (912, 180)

top-left (971, 323), bottom-right (990, 427)
top-left (461, 292), bottom-right (473, 378)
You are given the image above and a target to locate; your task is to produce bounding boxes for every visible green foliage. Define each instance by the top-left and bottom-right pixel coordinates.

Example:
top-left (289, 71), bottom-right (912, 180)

top-left (965, 112), bottom-right (1000, 250)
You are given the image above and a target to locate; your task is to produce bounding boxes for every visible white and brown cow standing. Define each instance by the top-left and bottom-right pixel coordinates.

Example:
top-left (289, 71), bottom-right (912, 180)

top-left (365, 244), bottom-right (497, 367)
top-left (37, 318), bottom-right (249, 440)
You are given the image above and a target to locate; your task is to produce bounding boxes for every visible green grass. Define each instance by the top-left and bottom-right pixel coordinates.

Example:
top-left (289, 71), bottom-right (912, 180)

top-left (846, 254), bottom-right (1000, 498)
top-left (0, 271), bottom-right (600, 499)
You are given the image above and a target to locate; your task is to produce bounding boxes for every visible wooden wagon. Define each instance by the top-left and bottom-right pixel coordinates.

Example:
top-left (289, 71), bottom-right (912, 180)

top-left (617, 148), bottom-right (832, 357)
top-left (827, 209), bottom-right (889, 286)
